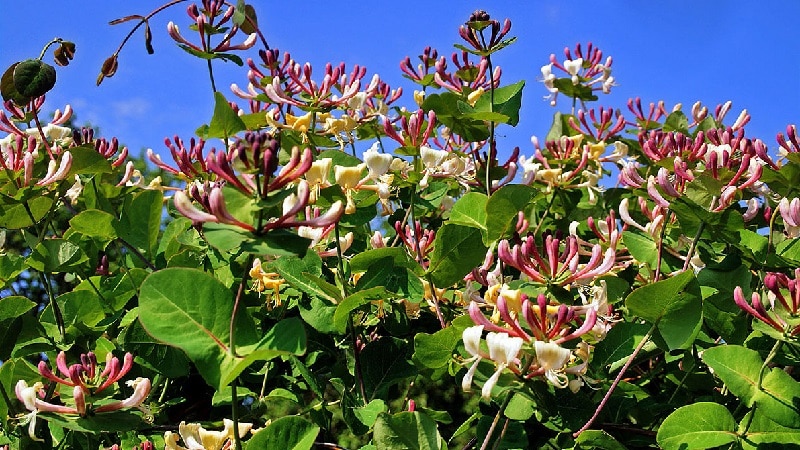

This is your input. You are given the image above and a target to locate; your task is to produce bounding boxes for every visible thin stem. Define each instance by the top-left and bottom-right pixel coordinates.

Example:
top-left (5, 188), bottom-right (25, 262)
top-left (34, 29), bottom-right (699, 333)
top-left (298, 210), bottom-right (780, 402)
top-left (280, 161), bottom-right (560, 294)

top-left (37, 37), bottom-right (64, 60)
top-left (682, 219), bottom-right (706, 272)
top-left (574, 321), bottom-right (657, 438)
top-left (230, 379), bottom-right (244, 450)
top-left (491, 418), bottom-right (511, 450)
top-left (206, 58), bottom-right (218, 94)
top-left (110, 0), bottom-right (187, 60)
top-left (334, 222), bottom-right (349, 297)
top-left (229, 256), bottom-right (252, 358)
top-left (758, 339), bottom-right (783, 389)
top-left (31, 108), bottom-right (54, 159)
top-left (532, 189), bottom-right (559, 236)
top-left (653, 211), bottom-right (671, 282)
top-left (39, 272), bottom-right (65, 340)
top-left (479, 394), bottom-right (512, 450)
top-left (116, 237), bottom-right (156, 270)
top-left (349, 313), bottom-right (368, 404)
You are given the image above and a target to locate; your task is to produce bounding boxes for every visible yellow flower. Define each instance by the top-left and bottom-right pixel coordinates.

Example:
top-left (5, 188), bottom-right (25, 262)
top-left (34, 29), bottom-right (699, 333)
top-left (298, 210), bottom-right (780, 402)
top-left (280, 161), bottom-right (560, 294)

top-left (250, 258), bottom-right (285, 308)
top-left (413, 90), bottom-right (425, 107)
top-left (335, 163), bottom-right (366, 214)
top-left (536, 168), bottom-right (562, 185)
top-left (588, 142), bottom-right (606, 161)
top-left (285, 112), bottom-right (313, 133)
top-left (467, 87), bottom-right (484, 106)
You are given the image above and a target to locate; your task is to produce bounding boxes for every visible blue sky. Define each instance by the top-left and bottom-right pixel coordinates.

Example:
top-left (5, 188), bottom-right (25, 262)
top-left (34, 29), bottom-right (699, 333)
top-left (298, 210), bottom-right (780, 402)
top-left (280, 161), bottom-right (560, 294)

top-left (2, 1), bottom-right (798, 161)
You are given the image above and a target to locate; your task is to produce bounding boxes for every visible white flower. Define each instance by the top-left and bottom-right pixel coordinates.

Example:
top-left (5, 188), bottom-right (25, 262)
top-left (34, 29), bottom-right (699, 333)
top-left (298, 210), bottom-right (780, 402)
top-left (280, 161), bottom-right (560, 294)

top-left (563, 58), bottom-right (583, 85)
top-left (481, 332), bottom-right (523, 399)
top-left (363, 143), bottom-right (393, 179)
top-left (534, 341), bottom-right (572, 388)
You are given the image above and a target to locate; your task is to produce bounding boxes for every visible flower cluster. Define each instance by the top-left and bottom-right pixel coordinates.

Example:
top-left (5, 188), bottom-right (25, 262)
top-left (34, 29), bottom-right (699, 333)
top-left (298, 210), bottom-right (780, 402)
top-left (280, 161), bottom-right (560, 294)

top-left (15, 351), bottom-right (151, 442)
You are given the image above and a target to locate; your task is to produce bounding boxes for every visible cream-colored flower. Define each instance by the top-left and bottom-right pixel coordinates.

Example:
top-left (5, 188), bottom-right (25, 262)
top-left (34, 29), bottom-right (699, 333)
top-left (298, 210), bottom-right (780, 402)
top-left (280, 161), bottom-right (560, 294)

top-left (534, 340), bottom-right (572, 388)
top-left (165, 419), bottom-right (253, 450)
top-left (363, 144), bottom-right (393, 179)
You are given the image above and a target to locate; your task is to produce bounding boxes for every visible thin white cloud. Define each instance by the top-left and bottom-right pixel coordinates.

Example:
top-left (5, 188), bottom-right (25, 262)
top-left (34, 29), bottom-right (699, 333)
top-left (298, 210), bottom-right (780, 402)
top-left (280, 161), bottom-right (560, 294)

top-left (112, 98), bottom-right (150, 117)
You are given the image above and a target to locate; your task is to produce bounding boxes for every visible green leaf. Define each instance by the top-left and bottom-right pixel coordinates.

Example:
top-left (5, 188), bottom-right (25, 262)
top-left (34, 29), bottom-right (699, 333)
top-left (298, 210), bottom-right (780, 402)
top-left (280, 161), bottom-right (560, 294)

top-left (355, 399), bottom-right (387, 427)
top-left (69, 209), bottom-right (117, 241)
top-left (120, 318), bottom-right (190, 378)
top-left (622, 230), bottom-right (658, 268)
top-left (448, 192), bottom-right (488, 232)
top-left (27, 239), bottom-right (88, 273)
top-left (273, 253), bottom-right (340, 303)
top-left (0, 296), bottom-right (36, 321)
top-left (115, 189), bottom-right (162, 258)
top-left (739, 408), bottom-right (800, 449)
top-left (66, 145), bottom-right (113, 175)
top-left (575, 430), bottom-right (628, 450)
top-left (220, 317), bottom-right (307, 387)
top-left (421, 91), bottom-right (490, 142)
top-left (351, 247), bottom-right (420, 274)
top-left (484, 184), bottom-right (537, 244)
top-left (697, 264), bottom-right (751, 344)
top-left (703, 345), bottom-right (800, 428)
top-left (202, 223), bottom-right (310, 257)
top-left (426, 224), bottom-right (488, 287)
top-left (0, 194), bottom-right (54, 229)
top-left (1, 62), bottom-right (27, 104)
top-left (13, 59), bottom-right (57, 99)
top-left (663, 111), bottom-right (689, 134)
top-left (504, 392), bottom-right (535, 421)
top-left (245, 416), bottom-right (320, 450)
top-left (374, 411), bottom-right (443, 450)
top-left (413, 325), bottom-right (461, 369)
top-left (138, 268), bottom-right (259, 389)
top-left (39, 410), bottom-right (147, 433)
top-left (360, 337), bottom-right (417, 401)
top-left (590, 322), bottom-right (656, 374)
top-left (626, 270), bottom-right (702, 350)
top-left (333, 287), bottom-right (392, 333)
top-left (552, 78), bottom-right (597, 102)
top-left (656, 402), bottom-right (737, 450)
top-left (196, 91), bottom-right (247, 139)
top-left (472, 80), bottom-right (525, 126)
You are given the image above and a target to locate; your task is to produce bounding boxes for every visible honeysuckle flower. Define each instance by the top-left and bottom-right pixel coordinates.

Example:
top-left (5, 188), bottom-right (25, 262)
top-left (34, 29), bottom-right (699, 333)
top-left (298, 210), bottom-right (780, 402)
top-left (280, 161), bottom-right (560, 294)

top-left (335, 163), bottom-right (366, 214)
top-left (619, 197), bottom-right (666, 240)
top-left (36, 150), bottom-right (72, 186)
top-left (307, 157), bottom-right (333, 190)
top-left (26, 124), bottom-right (73, 147)
top-left (563, 58), bottom-right (583, 84)
top-left (734, 286), bottom-right (798, 336)
top-left (383, 109), bottom-right (437, 148)
top-left (38, 351), bottom-right (134, 395)
top-left (94, 377), bottom-right (152, 413)
top-left (165, 419), bottom-right (253, 450)
top-left (498, 233), bottom-right (616, 287)
top-left (249, 258), bottom-right (285, 306)
top-left (363, 143), bottom-right (393, 179)
top-left (64, 175), bottom-right (83, 205)
top-left (324, 115), bottom-right (358, 150)
top-left (460, 326), bottom-right (524, 400)
top-left (481, 332), bottom-right (523, 399)
top-left (533, 341), bottom-right (572, 387)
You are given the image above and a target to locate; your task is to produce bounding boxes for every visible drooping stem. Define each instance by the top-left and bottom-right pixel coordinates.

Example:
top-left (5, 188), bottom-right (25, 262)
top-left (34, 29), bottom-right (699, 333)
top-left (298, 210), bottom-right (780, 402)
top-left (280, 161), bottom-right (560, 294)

top-left (37, 37), bottom-right (64, 60)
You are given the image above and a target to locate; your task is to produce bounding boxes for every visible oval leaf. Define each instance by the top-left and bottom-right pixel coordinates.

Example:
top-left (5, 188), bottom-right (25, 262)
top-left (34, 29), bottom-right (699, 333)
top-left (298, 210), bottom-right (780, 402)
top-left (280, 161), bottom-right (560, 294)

top-left (13, 59), bottom-right (57, 99)
top-left (245, 416), bottom-right (319, 450)
top-left (656, 402), bottom-right (736, 450)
